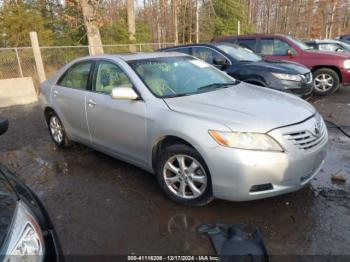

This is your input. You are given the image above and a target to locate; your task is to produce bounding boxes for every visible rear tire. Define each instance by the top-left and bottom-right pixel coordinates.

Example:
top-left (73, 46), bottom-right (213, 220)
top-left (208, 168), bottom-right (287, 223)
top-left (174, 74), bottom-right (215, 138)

top-left (47, 112), bottom-right (72, 148)
top-left (312, 68), bottom-right (340, 96)
top-left (156, 144), bottom-right (213, 206)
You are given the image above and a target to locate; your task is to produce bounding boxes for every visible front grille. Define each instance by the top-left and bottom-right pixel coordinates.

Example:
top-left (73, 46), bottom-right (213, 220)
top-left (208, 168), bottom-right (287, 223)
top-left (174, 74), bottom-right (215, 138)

top-left (284, 117), bottom-right (327, 151)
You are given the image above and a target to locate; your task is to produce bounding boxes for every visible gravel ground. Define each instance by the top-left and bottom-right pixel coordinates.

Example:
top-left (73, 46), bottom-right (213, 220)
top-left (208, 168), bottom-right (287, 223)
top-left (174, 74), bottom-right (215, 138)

top-left (0, 89), bottom-right (349, 260)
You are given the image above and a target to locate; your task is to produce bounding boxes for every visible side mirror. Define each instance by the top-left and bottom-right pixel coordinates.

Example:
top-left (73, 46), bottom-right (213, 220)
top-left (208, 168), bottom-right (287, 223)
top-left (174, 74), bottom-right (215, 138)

top-left (335, 48), bottom-right (344, 53)
top-left (0, 117), bottom-right (9, 136)
top-left (287, 49), bottom-right (294, 56)
top-left (111, 87), bottom-right (139, 100)
top-left (213, 57), bottom-right (230, 67)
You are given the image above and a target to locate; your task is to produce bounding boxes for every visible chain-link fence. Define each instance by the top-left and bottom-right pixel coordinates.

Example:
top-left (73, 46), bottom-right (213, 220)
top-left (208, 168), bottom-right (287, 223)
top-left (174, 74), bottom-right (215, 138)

top-left (0, 42), bottom-right (175, 85)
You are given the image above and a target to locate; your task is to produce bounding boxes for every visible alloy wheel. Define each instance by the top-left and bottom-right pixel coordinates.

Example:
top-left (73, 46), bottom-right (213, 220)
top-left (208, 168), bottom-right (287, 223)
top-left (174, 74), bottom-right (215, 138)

top-left (49, 116), bottom-right (64, 144)
top-left (314, 73), bottom-right (334, 92)
top-left (163, 154), bottom-right (207, 199)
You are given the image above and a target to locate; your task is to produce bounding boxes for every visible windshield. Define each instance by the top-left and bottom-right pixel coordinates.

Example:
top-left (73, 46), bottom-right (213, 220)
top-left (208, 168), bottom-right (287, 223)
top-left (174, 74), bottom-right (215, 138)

top-left (341, 42), bottom-right (350, 51)
top-left (216, 43), bottom-right (262, 62)
top-left (286, 36), bottom-right (312, 50)
top-left (128, 56), bottom-right (236, 98)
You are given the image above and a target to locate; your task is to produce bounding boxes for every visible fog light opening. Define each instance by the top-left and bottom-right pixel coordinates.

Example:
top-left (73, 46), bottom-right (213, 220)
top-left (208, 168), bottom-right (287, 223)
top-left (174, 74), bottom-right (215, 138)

top-left (250, 183), bottom-right (273, 193)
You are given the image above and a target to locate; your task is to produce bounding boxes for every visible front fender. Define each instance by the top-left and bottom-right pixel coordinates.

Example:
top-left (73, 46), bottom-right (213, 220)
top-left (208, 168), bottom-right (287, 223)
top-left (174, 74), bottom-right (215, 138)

top-left (146, 108), bottom-right (230, 171)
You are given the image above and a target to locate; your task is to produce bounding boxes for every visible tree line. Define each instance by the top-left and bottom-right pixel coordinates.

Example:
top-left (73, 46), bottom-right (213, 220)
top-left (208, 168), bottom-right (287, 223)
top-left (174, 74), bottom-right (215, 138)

top-left (0, 0), bottom-right (349, 48)
top-left (248, 0), bottom-right (350, 40)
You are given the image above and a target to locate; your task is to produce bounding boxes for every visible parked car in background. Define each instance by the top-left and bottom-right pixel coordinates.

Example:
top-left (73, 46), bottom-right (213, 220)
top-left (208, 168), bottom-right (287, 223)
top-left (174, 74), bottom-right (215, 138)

top-left (0, 117), bottom-right (62, 261)
top-left (160, 43), bottom-right (313, 98)
top-left (336, 34), bottom-right (350, 44)
top-left (305, 39), bottom-right (350, 53)
top-left (40, 53), bottom-right (327, 206)
top-left (213, 34), bottom-right (350, 96)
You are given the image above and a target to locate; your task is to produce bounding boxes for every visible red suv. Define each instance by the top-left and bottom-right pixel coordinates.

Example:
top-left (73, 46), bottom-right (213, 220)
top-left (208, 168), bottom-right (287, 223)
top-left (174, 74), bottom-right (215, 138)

top-left (213, 34), bottom-right (350, 96)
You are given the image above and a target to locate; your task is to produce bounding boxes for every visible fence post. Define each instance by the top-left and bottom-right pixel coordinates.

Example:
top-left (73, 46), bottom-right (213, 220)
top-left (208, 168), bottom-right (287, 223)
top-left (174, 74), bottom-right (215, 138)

top-left (30, 32), bottom-right (46, 83)
top-left (14, 48), bottom-right (24, 78)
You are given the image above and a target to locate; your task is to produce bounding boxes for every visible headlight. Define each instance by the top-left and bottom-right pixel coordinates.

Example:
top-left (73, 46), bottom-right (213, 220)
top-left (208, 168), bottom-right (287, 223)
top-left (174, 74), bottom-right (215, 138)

top-left (209, 130), bottom-right (283, 151)
top-left (344, 59), bottom-right (350, 69)
top-left (3, 201), bottom-right (44, 262)
top-left (272, 73), bottom-right (302, 81)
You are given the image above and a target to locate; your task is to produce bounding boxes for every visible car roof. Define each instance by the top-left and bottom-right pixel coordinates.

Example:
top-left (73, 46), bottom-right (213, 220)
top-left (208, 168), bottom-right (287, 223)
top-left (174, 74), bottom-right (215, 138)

top-left (160, 43), bottom-right (218, 50)
top-left (73, 52), bottom-right (189, 63)
top-left (160, 42), bottom-right (240, 50)
top-left (213, 33), bottom-right (288, 40)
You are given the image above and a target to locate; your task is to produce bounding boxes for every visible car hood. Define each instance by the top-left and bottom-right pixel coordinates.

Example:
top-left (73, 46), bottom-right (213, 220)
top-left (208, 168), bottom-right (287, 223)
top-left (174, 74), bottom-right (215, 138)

top-left (164, 83), bottom-right (315, 133)
top-left (304, 49), bottom-right (350, 59)
top-left (241, 60), bottom-right (310, 74)
top-left (0, 170), bottom-right (17, 248)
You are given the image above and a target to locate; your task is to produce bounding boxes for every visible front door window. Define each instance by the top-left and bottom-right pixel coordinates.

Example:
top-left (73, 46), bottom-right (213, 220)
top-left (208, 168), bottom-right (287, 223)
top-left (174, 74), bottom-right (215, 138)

top-left (261, 39), bottom-right (295, 56)
top-left (94, 61), bottom-right (133, 94)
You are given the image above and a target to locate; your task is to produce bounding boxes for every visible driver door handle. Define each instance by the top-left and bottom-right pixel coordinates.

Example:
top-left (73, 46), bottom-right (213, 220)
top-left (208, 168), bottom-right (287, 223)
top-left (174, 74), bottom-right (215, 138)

top-left (88, 99), bottom-right (96, 107)
top-left (53, 90), bottom-right (59, 98)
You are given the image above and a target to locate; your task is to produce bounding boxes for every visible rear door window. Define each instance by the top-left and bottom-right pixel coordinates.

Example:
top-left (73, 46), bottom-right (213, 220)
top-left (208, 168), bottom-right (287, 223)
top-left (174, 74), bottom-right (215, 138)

top-left (192, 47), bottom-right (228, 65)
top-left (58, 61), bottom-right (92, 90)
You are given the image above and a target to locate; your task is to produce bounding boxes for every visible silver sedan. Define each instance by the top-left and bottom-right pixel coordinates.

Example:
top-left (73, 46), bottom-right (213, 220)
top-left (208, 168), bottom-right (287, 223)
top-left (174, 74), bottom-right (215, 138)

top-left (39, 52), bottom-right (328, 206)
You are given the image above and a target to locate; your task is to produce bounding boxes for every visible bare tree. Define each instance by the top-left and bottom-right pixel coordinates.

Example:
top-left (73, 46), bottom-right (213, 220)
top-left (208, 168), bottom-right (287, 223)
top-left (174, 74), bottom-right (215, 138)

top-left (127, 0), bottom-right (136, 42)
top-left (328, 0), bottom-right (339, 38)
top-left (80, 0), bottom-right (104, 55)
top-left (172, 0), bottom-right (179, 44)
top-left (195, 0), bottom-right (199, 43)
top-left (127, 0), bottom-right (136, 51)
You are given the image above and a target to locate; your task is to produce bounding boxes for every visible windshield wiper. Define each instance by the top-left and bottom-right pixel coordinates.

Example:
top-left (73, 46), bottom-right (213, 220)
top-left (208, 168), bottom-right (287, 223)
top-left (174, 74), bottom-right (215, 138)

top-left (164, 82), bottom-right (237, 98)
top-left (198, 82), bottom-right (236, 91)
top-left (163, 92), bottom-right (193, 98)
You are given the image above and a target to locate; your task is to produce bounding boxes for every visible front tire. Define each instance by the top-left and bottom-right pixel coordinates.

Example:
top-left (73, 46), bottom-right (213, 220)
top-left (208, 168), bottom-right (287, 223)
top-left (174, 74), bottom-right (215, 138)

top-left (312, 68), bottom-right (340, 96)
top-left (48, 112), bottom-right (72, 148)
top-left (156, 144), bottom-right (213, 206)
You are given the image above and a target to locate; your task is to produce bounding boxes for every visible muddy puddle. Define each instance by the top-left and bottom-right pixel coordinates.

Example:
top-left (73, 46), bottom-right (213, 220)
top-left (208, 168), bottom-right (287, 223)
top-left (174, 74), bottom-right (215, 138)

top-left (0, 102), bottom-right (349, 256)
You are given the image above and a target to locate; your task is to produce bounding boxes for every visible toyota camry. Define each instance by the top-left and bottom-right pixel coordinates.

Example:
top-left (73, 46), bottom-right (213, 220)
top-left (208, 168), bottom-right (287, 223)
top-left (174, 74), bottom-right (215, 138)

top-left (39, 53), bottom-right (328, 206)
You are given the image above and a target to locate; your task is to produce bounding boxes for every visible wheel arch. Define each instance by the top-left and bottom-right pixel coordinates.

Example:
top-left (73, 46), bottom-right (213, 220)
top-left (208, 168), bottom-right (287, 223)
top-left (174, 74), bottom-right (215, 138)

top-left (151, 135), bottom-right (201, 172)
top-left (243, 79), bottom-right (267, 87)
top-left (311, 66), bottom-right (342, 83)
top-left (44, 107), bottom-right (55, 124)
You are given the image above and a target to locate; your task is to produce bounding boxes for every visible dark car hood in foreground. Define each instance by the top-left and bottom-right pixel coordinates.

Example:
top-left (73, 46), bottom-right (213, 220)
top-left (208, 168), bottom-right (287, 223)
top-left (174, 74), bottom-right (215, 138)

top-left (0, 170), bottom-right (17, 248)
top-left (240, 60), bottom-right (310, 74)
top-left (164, 82), bottom-right (315, 133)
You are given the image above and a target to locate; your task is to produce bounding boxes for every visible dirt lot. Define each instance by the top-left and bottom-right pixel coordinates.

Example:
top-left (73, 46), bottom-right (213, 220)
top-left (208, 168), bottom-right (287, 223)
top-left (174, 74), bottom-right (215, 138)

top-left (0, 89), bottom-right (350, 260)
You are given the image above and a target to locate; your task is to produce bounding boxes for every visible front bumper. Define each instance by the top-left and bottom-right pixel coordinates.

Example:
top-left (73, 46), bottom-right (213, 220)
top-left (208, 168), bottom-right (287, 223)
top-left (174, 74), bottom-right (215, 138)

top-left (273, 79), bottom-right (313, 98)
top-left (340, 68), bottom-right (350, 86)
top-left (203, 117), bottom-right (328, 201)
